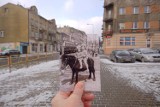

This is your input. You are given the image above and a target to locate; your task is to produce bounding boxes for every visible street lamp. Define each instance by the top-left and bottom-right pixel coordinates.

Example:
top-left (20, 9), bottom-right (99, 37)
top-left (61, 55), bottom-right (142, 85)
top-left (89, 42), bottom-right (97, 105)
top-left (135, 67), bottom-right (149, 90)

top-left (87, 23), bottom-right (94, 44)
top-left (87, 24), bottom-right (94, 37)
top-left (87, 24), bottom-right (97, 52)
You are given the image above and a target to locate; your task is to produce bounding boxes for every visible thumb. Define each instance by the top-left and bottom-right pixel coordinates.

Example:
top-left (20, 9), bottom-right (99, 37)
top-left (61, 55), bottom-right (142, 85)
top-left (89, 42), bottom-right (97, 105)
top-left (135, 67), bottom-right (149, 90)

top-left (70, 81), bottom-right (84, 99)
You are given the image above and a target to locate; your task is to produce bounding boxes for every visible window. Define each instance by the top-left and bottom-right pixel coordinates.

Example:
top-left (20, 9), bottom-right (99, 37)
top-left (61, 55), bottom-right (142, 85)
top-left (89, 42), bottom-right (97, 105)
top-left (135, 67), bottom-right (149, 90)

top-left (40, 44), bottom-right (43, 52)
top-left (119, 7), bottom-right (125, 15)
top-left (132, 37), bottom-right (135, 46)
top-left (144, 21), bottom-right (150, 29)
top-left (119, 23), bottom-right (125, 29)
top-left (133, 7), bottom-right (139, 14)
top-left (125, 37), bottom-right (131, 46)
top-left (144, 6), bottom-right (150, 13)
top-left (4, 8), bottom-right (9, 14)
top-left (108, 10), bottom-right (112, 19)
top-left (32, 43), bottom-right (38, 52)
top-left (120, 37), bottom-right (125, 46)
top-left (0, 31), bottom-right (4, 37)
top-left (120, 37), bottom-right (135, 46)
top-left (107, 25), bottom-right (111, 31)
top-left (133, 22), bottom-right (138, 29)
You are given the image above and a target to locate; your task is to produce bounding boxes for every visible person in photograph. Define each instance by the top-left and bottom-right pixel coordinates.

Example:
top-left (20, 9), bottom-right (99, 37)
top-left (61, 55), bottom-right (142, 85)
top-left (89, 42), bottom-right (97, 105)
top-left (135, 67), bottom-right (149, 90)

top-left (78, 44), bottom-right (88, 70)
top-left (68, 44), bottom-right (88, 70)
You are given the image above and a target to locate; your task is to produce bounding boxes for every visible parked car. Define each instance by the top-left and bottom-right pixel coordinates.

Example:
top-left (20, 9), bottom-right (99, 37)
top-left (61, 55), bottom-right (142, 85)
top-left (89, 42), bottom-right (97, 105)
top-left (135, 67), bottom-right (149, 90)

top-left (155, 49), bottom-right (160, 53)
top-left (127, 48), bottom-right (135, 52)
top-left (110, 50), bottom-right (135, 63)
top-left (0, 49), bottom-right (21, 56)
top-left (131, 48), bottom-right (160, 62)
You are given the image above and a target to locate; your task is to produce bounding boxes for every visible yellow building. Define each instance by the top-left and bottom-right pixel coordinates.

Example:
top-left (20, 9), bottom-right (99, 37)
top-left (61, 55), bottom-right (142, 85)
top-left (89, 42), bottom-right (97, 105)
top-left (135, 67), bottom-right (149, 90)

top-left (102, 0), bottom-right (160, 55)
top-left (0, 3), bottom-right (57, 54)
top-left (0, 3), bottom-right (29, 53)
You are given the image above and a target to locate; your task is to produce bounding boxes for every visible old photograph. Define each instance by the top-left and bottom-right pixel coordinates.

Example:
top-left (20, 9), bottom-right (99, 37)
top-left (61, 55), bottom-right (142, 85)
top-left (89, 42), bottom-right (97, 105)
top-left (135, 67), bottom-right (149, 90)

top-left (60, 43), bottom-right (101, 92)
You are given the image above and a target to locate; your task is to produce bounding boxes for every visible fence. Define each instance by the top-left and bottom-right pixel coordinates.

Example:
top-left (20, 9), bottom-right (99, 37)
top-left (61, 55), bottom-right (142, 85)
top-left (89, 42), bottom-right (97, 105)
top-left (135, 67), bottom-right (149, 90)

top-left (0, 52), bottom-right (59, 72)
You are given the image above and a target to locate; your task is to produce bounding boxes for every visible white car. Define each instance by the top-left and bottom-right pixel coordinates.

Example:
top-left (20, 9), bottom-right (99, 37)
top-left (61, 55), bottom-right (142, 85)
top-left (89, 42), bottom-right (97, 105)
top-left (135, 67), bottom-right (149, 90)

top-left (131, 48), bottom-right (160, 62)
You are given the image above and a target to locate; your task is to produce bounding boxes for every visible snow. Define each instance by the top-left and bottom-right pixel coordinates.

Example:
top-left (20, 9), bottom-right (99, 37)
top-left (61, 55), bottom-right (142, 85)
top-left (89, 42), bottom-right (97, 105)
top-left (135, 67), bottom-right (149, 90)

top-left (101, 58), bottom-right (160, 101)
top-left (0, 60), bottom-right (60, 106)
top-left (0, 60), bottom-right (60, 81)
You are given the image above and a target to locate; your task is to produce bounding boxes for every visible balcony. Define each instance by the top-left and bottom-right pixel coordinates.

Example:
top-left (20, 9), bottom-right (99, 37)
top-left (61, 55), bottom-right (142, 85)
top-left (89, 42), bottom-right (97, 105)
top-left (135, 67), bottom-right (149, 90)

top-left (104, 1), bottom-right (114, 8)
top-left (103, 16), bottom-right (113, 22)
top-left (102, 30), bottom-right (113, 37)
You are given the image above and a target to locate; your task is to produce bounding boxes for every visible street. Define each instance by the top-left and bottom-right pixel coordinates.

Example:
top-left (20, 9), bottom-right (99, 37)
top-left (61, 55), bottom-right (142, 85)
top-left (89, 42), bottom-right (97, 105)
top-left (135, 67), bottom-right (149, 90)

top-left (0, 54), bottom-right (160, 107)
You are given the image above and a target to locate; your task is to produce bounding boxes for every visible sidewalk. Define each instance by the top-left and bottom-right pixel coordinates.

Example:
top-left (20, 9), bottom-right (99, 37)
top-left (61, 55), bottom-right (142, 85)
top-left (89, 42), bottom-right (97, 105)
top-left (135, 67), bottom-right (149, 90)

top-left (92, 56), bottom-right (160, 107)
top-left (0, 55), bottom-right (160, 107)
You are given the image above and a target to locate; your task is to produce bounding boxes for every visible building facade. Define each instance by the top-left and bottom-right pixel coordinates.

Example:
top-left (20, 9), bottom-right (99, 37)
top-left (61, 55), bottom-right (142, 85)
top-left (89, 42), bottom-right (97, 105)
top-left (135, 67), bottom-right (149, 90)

top-left (102, 0), bottom-right (160, 55)
top-left (0, 3), bottom-right (57, 54)
top-left (57, 26), bottom-right (87, 46)
top-left (0, 3), bottom-right (29, 53)
top-left (28, 6), bottom-right (57, 53)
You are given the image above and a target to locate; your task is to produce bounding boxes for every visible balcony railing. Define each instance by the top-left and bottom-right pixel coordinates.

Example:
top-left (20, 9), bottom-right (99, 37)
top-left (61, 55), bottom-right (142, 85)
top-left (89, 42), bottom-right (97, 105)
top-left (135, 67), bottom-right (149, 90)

top-left (103, 30), bottom-right (113, 37)
top-left (104, 0), bottom-right (114, 8)
top-left (103, 16), bottom-right (113, 22)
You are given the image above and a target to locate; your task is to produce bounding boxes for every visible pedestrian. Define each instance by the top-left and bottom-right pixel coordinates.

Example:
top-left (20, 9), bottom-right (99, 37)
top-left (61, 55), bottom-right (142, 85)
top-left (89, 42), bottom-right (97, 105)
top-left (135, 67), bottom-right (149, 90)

top-left (51, 81), bottom-right (95, 107)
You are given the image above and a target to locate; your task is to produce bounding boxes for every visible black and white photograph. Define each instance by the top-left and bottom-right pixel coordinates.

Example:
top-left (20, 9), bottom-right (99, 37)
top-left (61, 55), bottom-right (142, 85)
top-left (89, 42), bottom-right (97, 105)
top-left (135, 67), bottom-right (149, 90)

top-left (60, 42), bottom-right (101, 92)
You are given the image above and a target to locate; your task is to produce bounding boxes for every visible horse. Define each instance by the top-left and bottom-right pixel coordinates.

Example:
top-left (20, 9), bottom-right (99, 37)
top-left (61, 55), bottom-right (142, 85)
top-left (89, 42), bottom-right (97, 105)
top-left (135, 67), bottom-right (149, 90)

top-left (61, 54), bottom-right (95, 84)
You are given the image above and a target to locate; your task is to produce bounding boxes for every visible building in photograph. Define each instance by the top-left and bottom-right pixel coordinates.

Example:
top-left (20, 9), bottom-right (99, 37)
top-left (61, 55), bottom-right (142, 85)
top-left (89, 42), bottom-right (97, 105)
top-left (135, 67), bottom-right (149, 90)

top-left (102, 0), bottom-right (160, 55)
top-left (0, 3), bottom-right (57, 54)
top-left (57, 26), bottom-right (87, 47)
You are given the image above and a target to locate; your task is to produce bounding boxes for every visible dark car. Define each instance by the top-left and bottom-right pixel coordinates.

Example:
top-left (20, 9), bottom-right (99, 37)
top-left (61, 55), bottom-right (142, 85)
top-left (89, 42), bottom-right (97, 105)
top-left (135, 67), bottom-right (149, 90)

top-left (110, 50), bottom-right (135, 63)
top-left (127, 48), bottom-right (135, 52)
top-left (0, 49), bottom-right (21, 56)
top-left (156, 49), bottom-right (160, 53)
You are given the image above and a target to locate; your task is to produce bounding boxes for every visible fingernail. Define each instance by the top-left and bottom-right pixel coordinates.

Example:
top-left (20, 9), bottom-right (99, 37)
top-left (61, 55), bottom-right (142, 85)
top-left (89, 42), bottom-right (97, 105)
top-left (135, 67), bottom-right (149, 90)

top-left (77, 81), bottom-right (84, 89)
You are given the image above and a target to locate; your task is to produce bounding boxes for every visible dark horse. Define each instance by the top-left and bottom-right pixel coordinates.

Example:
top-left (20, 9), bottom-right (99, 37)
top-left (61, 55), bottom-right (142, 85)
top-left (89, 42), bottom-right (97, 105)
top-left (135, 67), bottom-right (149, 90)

top-left (61, 54), bottom-right (95, 84)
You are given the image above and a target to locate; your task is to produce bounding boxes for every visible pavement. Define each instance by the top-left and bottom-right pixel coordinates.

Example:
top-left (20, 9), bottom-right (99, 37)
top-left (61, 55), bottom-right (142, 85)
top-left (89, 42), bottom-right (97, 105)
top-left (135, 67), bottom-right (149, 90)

top-left (0, 54), bottom-right (160, 107)
top-left (92, 56), bottom-right (160, 107)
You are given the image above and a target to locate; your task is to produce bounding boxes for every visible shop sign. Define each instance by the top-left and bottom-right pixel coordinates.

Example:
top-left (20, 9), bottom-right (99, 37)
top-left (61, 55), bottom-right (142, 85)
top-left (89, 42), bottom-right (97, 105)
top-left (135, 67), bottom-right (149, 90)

top-left (120, 29), bottom-right (149, 33)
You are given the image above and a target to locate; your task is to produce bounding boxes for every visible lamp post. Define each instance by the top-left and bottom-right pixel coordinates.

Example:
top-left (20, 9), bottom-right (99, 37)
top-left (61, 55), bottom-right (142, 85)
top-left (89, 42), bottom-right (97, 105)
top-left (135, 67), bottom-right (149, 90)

top-left (87, 24), bottom-right (94, 37)
top-left (87, 24), bottom-right (99, 54)
top-left (87, 24), bottom-right (95, 51)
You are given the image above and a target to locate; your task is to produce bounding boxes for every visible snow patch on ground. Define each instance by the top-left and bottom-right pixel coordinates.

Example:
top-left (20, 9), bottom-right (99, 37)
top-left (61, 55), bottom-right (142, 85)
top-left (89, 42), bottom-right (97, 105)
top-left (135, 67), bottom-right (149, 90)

top-left (101, 58), bottom-right (160, 101)
top-left (0, 60), bottom-right (60, 81)
top-left (0, 60), bottom-right (60, 106)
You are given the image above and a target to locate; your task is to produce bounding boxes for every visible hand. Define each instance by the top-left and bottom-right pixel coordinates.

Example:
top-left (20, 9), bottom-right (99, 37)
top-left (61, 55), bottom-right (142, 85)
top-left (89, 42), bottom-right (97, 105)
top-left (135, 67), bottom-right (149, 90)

top-left (51, 81), bottom-right (95, 107)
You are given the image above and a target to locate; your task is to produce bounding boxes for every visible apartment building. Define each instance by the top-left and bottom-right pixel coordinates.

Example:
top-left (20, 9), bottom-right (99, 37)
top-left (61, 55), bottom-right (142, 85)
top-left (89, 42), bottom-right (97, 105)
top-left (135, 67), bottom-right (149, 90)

top-left (28, 6), bottom-right (57, 53)
top-left (0, 3), bottom-right (57, 54)
top-left (0, 3), bottom-right (29, 53)
top-left (102, 0), bottom-right (160, 54)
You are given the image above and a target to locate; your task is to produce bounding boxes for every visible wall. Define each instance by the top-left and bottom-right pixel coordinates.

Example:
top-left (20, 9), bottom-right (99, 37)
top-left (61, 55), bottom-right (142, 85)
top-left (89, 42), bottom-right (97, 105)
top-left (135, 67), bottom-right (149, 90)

top-left (0, 3), bottom-right (29, 43)
top-left (103, 33), bottom-right (160, 55)
top-left (0, 42), bottom-right (20, 52)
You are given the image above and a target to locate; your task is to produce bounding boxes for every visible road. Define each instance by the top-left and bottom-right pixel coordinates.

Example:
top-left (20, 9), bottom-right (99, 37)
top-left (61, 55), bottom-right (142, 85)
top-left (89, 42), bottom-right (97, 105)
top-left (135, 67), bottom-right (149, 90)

top-left (0, 54), bottom-right (160, 107)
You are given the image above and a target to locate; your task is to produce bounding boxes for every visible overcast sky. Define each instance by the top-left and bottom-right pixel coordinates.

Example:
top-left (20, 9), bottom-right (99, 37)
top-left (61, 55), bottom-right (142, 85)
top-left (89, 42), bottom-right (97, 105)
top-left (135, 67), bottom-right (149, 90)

top-left (0, 0), bottom-right (103, 39)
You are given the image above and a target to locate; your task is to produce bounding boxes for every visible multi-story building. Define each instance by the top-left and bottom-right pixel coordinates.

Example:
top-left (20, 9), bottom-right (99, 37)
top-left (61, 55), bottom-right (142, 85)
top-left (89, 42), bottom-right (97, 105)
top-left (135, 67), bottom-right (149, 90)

top-left (57, 26), bottom-right (87, 46)
top-left (0, 3), bottom-right (57, 54)
top-left (28, 6), bottom-right (57, 53)
top-left (0, 3), bottom-right (29, 53)
top-left (102, 0), bottom-right (160, 55)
